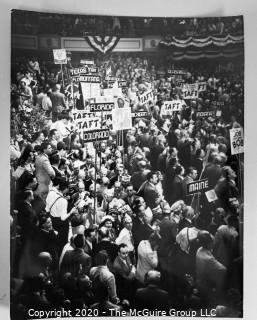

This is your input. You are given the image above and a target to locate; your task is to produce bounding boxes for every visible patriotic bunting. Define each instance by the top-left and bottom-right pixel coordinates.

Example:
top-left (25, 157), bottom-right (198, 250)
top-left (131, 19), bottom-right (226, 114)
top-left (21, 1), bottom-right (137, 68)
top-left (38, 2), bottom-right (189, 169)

top-left (84, 34), bottom-right (120, 54)
top-left (160, 34), bottom-right (244, 48)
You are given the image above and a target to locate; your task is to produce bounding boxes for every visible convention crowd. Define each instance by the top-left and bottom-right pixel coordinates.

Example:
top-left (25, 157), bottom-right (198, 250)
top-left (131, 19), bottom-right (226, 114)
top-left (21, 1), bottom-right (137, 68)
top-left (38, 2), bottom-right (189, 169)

top-left (10, 52), bottom-right (244, 318)
top-left (12, 11), bottom-right (243, 38)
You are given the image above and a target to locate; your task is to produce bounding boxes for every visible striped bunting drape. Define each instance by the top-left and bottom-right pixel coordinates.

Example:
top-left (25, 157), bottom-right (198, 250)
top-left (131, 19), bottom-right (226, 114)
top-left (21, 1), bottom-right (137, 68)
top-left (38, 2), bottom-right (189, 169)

top-left (84, 35), bottom-right (120, 54)
top-left (160, 34), bottom-right (244, 48)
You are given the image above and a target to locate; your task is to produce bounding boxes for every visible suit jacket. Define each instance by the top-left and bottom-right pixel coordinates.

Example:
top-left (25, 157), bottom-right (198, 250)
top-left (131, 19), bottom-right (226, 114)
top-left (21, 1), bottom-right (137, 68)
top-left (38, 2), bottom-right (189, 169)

top-left (196, 247), bottom-right (226, 295)
top-left (170, 175), bottom-right (184, 205)
top-left (131, 170), bottom-right (149, 191)
top-left (95, 240), bottom-right (118, 264)
top-left (202, 164), bottom-right (222, 189)
top-left (113, 256), bottom-right (133, 279)
top-left (84, 239), bottom-right (96, 258)
top-left (132, 216), bottom-right (153, 249)
top-left (35, 153), bottom-right (55, 198)
top-left (135, 285), bottom-right (170, 311)
top-left (60, 248), bottom-right (91, 277)
top-left (17, 201), bottom-right (38, 241)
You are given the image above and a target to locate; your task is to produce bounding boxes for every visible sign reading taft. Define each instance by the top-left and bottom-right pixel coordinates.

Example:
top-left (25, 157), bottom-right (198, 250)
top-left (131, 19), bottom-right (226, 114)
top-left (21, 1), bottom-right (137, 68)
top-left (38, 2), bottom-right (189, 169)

top-left (83, 129), bottom-right (110, 142)
top-left (187, 179), bottom-right (209, 195)
top-left (90, 103), bottom-right (114, 112)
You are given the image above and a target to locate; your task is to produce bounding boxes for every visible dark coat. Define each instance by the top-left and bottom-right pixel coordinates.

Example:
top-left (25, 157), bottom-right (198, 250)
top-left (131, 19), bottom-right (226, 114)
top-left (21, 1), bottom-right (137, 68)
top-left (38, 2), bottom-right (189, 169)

top-left (135, 285), bottom-right (170, 311)
top-left (140, 181), bottom-right (160, 209)
top-left (60, 248), bottom-right (91, 277)
top-left (170, 175), bottom-right (184, 205)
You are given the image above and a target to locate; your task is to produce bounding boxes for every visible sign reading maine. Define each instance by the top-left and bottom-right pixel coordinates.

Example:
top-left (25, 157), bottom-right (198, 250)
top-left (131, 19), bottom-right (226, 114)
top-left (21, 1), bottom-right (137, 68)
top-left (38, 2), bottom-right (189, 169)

top-left (187, 179), bottom-right (209, 195)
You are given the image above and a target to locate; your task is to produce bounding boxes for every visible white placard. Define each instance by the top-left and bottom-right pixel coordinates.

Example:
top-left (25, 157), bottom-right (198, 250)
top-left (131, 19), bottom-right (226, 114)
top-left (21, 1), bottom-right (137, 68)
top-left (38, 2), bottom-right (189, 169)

top-left (53, 49), bottom-right (67, 64)
top-left (230, 128), bottom-right (244, 155)
top-left (112, 107), bottom-right (132, 131)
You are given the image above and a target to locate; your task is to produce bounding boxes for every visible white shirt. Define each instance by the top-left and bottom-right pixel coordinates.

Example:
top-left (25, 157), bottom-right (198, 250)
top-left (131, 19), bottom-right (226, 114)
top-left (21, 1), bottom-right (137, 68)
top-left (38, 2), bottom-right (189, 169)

top-left (115, 228), bottom-right (134, 252)
top-left (46, 187), bottom-right (69, 220)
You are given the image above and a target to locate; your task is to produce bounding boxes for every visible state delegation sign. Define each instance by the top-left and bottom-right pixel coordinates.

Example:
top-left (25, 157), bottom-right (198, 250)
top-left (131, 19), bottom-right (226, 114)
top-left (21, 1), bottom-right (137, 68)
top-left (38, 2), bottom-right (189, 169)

top-left (90, 103), bottom-right (114, 113)
top-left (187, 179), bottom-right (209, 195)
top-left (83, 129), bottom-right (110, 143)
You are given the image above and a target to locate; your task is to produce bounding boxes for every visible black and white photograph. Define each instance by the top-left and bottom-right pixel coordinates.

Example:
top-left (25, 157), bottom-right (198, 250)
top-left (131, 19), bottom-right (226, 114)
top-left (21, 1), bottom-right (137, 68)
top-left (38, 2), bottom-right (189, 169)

top-left (9, 8), bottom-right (246, 319)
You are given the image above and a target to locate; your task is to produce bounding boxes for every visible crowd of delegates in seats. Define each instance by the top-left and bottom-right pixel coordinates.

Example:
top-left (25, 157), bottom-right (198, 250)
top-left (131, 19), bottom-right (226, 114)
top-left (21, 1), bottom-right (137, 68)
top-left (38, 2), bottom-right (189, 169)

top-left (10, 53), bottom-right (243, 318)
top-left (12, 11), bottom-right (243, 38)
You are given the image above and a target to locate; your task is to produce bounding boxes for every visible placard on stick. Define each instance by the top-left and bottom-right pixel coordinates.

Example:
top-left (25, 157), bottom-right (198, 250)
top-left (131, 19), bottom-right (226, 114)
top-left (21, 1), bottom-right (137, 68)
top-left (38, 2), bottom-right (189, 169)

top-left (53, 49), bottom-right (67, 64)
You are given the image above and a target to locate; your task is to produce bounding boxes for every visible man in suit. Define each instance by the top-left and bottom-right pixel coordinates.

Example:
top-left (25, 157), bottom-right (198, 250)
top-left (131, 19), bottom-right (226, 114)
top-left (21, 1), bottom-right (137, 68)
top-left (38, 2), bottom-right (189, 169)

top-left (34, 142), bottom-right (55, 202)
top-left (17, 189), bottom-right (38, 245)
top-left (196, 230), bottom-right (226, 306)
top-left (122, 183), bottom-right (136, 208)
top-left (134, 270), bottom-right (170, 311)
top-left (113, 244), bottom-right (136, 301)
top-left (139, 171), bottom-right (162, 209)
top-left (131, 160), bottom-right (150, 192)
top-left (84, 228), bottom-right (97, 258)
top-left (60, 234), bottom-right (91, 277)
top-left (169, 165), bottom-right (185, 205)
top-left (182, 166), bottom-right (198, 205)
top-left (95, 227), bottom-right (118, 268)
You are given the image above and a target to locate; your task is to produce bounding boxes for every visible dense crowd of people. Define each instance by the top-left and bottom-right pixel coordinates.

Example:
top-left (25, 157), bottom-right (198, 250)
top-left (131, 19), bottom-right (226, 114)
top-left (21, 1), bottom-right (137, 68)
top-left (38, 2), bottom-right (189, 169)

top-left (10, 48), bottom-right (244, 319)
top-left (12, 11), bottom-right (243, 38)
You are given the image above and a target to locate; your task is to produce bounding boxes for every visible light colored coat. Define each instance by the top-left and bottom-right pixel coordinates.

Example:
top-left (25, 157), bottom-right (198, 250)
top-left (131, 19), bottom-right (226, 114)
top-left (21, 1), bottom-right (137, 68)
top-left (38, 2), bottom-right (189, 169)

top-left (35, 153), bottom-right (55, 200)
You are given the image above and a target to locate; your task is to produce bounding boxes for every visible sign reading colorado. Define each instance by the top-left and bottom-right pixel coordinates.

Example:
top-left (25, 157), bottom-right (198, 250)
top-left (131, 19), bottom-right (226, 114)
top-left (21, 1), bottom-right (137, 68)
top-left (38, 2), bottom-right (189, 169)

top-left (83, 129), bottom-right (110, 143)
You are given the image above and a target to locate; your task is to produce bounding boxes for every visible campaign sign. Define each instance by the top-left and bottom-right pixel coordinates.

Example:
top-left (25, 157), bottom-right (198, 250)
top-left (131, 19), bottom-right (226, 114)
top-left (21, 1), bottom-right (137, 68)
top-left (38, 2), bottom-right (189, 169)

top-left (80, 59), bottom-right (94, 65)
top-left (132, 111), bottom-right (150, 118)
top-left (138, 90), bottom-right (154, 105)
top-left (83, 129), bottom-right (110, 143)
top-left (73, 110), bottom-right (93, 121)
top-left (167, 70), bottom-right (186, 75)
top-left (118, 80), bottom-right (127, 88)
top-left (196, 111), bottom-right (216, 118)
top-left (105, 75), bottom-right (117, 82)
top-left (212, 101), bottom-right (225, 107)
top-left (182, 83), bottom-right (199, 100)
top-left (160, 100), bottom-right (183, 117)
top-left (230, 128), bottom-right (244, 155)
top-left (198, 82), bottom-right (207, 92)
top-left (53, 49), bottom-right (67, 64)
top-left (187, 179), bottom-right (209, 195)
top-left (112, 107), bottom-right (132, 131)
top-left (75, 117), bottom-right (102, 133)
top-left (90, 103), bottom-right (114, 113)
top-left (79, 75), bottom-right (101, 83)
top-left (205, 189), bottom-right (218, 203)
top-left (175, 80), bottom-right (185, 88)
